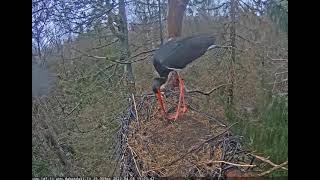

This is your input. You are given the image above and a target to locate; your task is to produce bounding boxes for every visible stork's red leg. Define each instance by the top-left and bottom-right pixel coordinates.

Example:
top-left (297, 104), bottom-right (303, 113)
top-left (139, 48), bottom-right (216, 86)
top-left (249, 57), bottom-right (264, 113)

top-left (180, 78), bottom-right (187, 113)
top-left (156, 89), bottom-right (167, 118)
top-left (167, 74), bottom-right (183, 121)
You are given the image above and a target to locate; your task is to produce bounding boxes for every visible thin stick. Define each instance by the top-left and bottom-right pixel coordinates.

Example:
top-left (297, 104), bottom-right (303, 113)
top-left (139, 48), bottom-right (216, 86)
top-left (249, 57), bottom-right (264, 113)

top-left (132, 93), bottom-right (139, 122)
top-left (248, 153), bottom-right (288, 171)
top-left (204, 160), bottom-right (256, 167)
top-left (127, 144), bottom-right (142, 177)
top-left (65, 102), bottom-right (81, 117)
top-left (258, 161), bottom-right (288, 177)
top-left (187, 83), bottom-right (232, 96)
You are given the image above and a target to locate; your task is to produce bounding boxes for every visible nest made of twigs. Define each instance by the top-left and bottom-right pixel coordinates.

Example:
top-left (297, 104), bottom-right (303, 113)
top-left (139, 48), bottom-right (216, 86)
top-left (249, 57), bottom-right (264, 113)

top-left (118, 92), bottom-right (265, 179)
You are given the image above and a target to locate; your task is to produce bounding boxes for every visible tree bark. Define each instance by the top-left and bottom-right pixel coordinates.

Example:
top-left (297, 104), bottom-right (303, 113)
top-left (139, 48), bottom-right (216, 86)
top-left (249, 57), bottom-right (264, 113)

top-left (228, 0), bottom-right (236, 105)
top-left (157, 0), bottom-right (163, 45)
top-left (119, 0), bottom-right (135, 94)
top-left (167, 0), bottom-right (189, 38)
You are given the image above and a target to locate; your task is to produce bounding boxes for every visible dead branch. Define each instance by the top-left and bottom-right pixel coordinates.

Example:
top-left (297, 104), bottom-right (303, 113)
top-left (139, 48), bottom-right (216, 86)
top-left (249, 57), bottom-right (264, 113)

top-left (130, 54), bottom-right (154, 64)
top-left (188, 103), bottom-right (227, 127)
top-left (204, 160), bottom-right (256, 168)
top-left (275, 71), bottom-right (288, 76)
top-left (248, 153), bottom-right (288, 171)
top-left (202, 3), bottom-right (227, 11)
top-left (257, 161), bottom-right (288, 177)
top-left (132, 93), bottom-right (139, 122)
top-left (187, 83), bottom-right (232, 96)
top-left (268, 78), bottom-right (288, 85)
top-left (71, 47), bottom-right (153, 65)
top-left (76, 64), bottom-right (116, 81)
top-left (130, 48), bottom-right (157, 59)
top-left (271, 58), bottom-right (288, 62)
top-left (89, 38), bottom-right (119, 51)
top-left (127, 143), bottom-right (142, 177)
top-left (71, 47), bottom-right (129, 64)
top-left (65, 102), bottom-right (81, 117)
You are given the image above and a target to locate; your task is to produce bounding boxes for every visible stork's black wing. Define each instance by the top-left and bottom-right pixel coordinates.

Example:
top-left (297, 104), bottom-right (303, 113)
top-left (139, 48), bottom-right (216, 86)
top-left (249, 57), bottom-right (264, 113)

top-left (153, 35), bottom-right (215, 70)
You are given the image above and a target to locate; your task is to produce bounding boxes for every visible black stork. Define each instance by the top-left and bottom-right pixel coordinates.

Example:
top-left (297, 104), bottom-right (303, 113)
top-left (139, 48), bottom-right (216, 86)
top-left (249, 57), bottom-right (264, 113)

top-left (152, 34), bottom-right (216, 121)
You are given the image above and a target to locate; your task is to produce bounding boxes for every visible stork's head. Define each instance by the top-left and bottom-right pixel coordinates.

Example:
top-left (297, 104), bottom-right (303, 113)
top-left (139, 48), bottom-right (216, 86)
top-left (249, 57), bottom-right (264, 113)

top-left (152, 77), bottom-right (167, 93)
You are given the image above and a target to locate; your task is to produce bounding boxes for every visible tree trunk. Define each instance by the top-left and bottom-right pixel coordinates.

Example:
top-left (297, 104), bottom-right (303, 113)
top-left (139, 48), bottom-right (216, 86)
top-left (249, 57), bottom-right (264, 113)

top-left (119, 0), bottom-right (135, 94)
top-left (157, 0), bottom-right (163, 45)
top-left (228, 0), bottom-right (236, 105)
top-left (167, 0), bottom-right (189, 38)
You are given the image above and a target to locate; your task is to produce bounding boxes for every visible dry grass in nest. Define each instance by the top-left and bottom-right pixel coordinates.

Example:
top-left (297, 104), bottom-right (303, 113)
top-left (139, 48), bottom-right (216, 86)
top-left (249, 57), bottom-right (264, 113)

top-left (118, 92), bottom-right (266, 178)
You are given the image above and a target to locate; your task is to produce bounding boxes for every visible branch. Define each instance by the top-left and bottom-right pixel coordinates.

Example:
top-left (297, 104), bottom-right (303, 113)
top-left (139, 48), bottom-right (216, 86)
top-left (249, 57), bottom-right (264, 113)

top-left (88, 39), bottom-right (119, 51)
top-left (202, 3), bottom-right (227, 11)
top-left (204, 160), bottom-right (256, 167)
top-left (65, 102), bottom-right (81, 117)
top-left (129, 54), bottom-right (153, 64)
top-left (76, 64), bottom-right (116, 81)
top-left (127, 143), bottom-right (142, 177)
top-left (275, 71), bottom-right (288, 76)
top-left (257, 161), bottom-right (288, 177)
top-left (130, 48), bottom-right (157, 59)
top-left (187, 83), bottom-right (232, 96)
top-left (248, 153), bottom-right (288, 171)
top-left (71, 47), bottom-right (154, 64)
top-left (71, 47), bottom-right (130, 64)
top-left (270, 58), bottom-right (288, 62)
top-left (132, 93), bottom-right (139, 122)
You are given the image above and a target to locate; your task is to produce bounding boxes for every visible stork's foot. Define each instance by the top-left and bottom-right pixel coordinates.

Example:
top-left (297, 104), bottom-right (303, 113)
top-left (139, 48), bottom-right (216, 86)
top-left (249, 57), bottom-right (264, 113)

top-left (180, 106), bottom-right (188, 113)
top-left (166, 113), bottom-right (179, 121)
top-left (166, 106), bottom-right (187, 121)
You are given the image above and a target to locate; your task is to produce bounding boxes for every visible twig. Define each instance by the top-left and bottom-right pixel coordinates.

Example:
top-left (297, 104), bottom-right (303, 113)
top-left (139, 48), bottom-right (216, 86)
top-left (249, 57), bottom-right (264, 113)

top-left (204, 160), bottom-right (256, 167)
top-left (187, 83), bottom-right (232, 96)
top-left (130, 54), bottom-right (153, 64)
top-left (257, 161), bottom-right (288, 177)
top-left (188, 103), bottom-right (226, 127)
top-left (202, 3), bottom-right (227, 11)
top-left (53, 96), bottom-right (66, 114)
top-left (127, 143), bottom-right (142, 177)
top-left (71, 47), bottom-right (152, 64)
top-left (268, 78), bottom-right (288, 85)
top-left (65, 102), bottom-right (81, 117)
top-left (275, 71), bottom-right (288, 76)
top-left (89, 38), bottom-right (119, 51)
top-left (130, 48), bottom-right (157, 59)
top-left (248, 153), bottom-right (288, 171)
top-left (71, 47), bottom-right (129, 64)
top-left (76, 64), bottom-right (116, 81)
top-left (132, 93), bottom-right (139, 122)
top-left (271, 58), bottom-right (288, 61)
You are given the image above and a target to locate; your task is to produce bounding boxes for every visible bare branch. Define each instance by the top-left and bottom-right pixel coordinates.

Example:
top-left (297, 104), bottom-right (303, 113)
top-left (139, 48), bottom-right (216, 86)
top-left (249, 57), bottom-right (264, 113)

top-left (187, 83), bottom-right (232, 96)
top-left (71, 46), bottom-right (154, 65)
top-left (130, 48), bottom-right (157, 59)
top-left (248, 153), bottom-right (288, 171)
top-left (204, 160), bottom-right (256, 167)
top-left (202, 3), bottom-right (227, 11)
top-left (258, 161), bottom-right (288, 177)
top-left (88, 39), bottom-right (119, 52)
top-left (127, 143), bottom-right (142, 177)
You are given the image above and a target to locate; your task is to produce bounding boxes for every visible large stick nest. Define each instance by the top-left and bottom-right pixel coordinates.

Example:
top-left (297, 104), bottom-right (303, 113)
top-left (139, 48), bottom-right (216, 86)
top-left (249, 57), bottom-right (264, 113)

top-left (115, 86), bottom-right (266, 178)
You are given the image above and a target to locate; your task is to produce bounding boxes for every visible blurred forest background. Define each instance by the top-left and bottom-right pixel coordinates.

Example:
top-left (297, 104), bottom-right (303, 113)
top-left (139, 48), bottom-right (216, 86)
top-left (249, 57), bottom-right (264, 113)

top-left (32, 0), bottom-right (288, 177)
